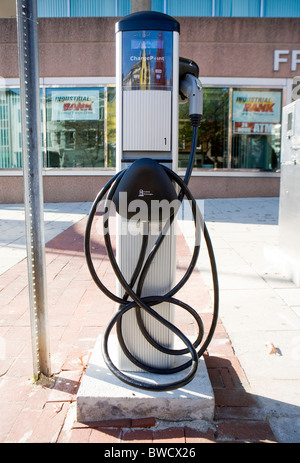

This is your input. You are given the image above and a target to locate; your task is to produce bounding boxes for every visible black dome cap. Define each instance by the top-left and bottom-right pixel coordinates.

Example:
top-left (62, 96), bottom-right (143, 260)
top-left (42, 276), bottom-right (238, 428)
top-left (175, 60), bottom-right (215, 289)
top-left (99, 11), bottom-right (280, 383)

top-left (112, 158), bottom-right (178, 222)
top-left (115, 11), bottom-right (180, 33)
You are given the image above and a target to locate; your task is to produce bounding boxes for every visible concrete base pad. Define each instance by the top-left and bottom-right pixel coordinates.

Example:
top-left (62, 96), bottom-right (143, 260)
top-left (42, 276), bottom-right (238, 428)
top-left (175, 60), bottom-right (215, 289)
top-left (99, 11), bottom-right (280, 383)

top-left (76, 335), bottom-right (215, 423)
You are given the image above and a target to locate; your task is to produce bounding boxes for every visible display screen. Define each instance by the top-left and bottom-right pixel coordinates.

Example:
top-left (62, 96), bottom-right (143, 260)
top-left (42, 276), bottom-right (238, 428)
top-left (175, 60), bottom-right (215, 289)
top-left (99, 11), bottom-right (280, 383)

top-left (122, 30), bottom-right (173, 90)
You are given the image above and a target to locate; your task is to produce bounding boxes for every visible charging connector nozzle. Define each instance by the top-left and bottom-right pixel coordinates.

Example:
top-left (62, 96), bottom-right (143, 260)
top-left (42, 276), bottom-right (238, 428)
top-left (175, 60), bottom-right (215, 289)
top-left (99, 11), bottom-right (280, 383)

top-left (179, 73), bottom-right (203, 127)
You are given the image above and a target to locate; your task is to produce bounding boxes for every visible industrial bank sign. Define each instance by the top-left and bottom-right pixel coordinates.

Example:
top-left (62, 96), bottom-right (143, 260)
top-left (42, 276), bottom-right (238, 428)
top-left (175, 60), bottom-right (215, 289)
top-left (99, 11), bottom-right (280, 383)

top-left (233, 90), bottom-right (281, 135)
top-left (51, 90), bottom-right (99, 121)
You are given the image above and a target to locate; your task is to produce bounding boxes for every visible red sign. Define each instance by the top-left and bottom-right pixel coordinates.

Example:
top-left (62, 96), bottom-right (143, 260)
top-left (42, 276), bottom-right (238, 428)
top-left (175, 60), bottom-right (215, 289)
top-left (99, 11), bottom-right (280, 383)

top-left (234, 122), bottom-right (277, 135)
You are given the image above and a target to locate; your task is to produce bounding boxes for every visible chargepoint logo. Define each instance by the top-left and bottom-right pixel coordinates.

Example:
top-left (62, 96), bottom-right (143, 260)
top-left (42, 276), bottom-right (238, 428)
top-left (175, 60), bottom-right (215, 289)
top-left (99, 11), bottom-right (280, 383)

top-left (130, 55), bottom-right (165, 62)
top-left (292, 76), bottom-right (300, 101)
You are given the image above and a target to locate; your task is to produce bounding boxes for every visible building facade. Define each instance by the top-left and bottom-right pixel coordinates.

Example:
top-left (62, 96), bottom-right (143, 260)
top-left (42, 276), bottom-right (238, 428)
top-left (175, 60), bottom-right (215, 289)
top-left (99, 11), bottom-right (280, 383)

top-left (0, 0), bottom-right (300, 202)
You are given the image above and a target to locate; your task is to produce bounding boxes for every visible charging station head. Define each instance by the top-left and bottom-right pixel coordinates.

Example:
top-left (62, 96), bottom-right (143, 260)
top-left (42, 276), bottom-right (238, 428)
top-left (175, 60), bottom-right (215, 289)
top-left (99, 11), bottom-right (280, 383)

top-left (179, 57), bottom-right (199, 81)
top-left (116, 11), bottom-right (180, 33)
top-left (112, 158), bottom-right (178, 222)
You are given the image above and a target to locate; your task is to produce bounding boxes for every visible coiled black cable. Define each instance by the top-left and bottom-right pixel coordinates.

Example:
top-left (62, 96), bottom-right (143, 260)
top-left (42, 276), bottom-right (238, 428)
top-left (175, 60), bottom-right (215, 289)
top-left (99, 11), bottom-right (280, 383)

top-left (84, 127), bottom-right (219, 391)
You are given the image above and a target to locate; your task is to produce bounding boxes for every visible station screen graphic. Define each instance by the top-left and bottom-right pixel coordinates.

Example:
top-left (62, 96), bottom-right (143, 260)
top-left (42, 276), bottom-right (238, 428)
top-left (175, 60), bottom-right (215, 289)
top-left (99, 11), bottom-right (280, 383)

top-left (122, 30), bottom-right (173, 90)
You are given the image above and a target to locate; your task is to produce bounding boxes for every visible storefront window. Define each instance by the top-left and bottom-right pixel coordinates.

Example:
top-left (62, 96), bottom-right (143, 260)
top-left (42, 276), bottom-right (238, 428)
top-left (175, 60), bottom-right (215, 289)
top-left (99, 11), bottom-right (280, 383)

top-left (232, 89), bottom-right (282, 170)
top-left (0, 84), bottom-right (282, 173)
top-left (0, 89), bottom-right (22, 168)
top-left (0, 88), bottom-right (44, 168)
top-left (179, 87), bottom-right (229, 168)
top-left (107, 86), bottom-right (116, 167)
top-left (46, 87), bottom-right (105, 167)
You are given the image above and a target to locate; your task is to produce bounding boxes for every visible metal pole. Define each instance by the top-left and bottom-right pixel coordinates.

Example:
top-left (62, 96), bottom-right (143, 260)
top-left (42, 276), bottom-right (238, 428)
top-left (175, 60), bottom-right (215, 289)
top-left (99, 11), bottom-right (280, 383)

top-left (16, 0), bottom-right (51, 378)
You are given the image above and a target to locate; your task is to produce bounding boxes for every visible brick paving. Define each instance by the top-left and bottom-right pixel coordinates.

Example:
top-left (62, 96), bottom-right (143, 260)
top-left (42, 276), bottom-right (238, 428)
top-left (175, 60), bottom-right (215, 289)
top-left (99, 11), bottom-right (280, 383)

top-left (0, 215), bottom-right (277, 443)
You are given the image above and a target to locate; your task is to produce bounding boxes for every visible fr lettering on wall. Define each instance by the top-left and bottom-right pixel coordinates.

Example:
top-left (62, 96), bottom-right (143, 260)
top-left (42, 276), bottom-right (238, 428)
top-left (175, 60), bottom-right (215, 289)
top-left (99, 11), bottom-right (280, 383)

top-left (274, 50), bottom-right (300, 71)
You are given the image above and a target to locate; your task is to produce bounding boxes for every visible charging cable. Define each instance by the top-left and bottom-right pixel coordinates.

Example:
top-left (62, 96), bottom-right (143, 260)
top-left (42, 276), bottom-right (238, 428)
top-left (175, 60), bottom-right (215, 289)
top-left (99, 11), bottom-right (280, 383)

top-left (84, 87), bottom-right (219, 392)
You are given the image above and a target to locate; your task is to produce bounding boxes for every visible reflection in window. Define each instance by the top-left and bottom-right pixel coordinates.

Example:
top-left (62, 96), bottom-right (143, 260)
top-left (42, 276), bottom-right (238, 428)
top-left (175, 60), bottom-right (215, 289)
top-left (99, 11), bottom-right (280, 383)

top-left (0, 84), bottom-right (282, 173)
top-left (232, 89), bottom-right (281, 170)
top-left (232, 132), bottom-right (280, 170)
top-left (0, 88), bottom-right (44, 169)
top-left (107, 87), bottom-right (116, 167)
top-left (152, 0), bottom-right (300, 17)
top-left (46, 87), bottom-right (105, 167)
top-left (179, 87), bottom-right (229, 168)
top-left (37, 0), bottom-right (131, 17)
top-left (0, 89), bottom-right (21, 168)
top-left (152, 0), bottom-right (213, 16)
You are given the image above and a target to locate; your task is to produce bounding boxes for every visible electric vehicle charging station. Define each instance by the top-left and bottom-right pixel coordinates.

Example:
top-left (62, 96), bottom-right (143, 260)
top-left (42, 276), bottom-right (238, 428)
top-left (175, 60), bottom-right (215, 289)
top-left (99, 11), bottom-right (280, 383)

top-left (83, 11), bottom-right (219, 396)
top-left (113, 12), bottom-right (180, 374)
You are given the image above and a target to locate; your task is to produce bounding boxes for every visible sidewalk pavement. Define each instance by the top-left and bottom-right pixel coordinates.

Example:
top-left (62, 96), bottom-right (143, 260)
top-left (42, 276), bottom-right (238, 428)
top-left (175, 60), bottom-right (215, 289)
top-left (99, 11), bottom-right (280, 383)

top-left (0, 198), bottom-right (299, 443)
